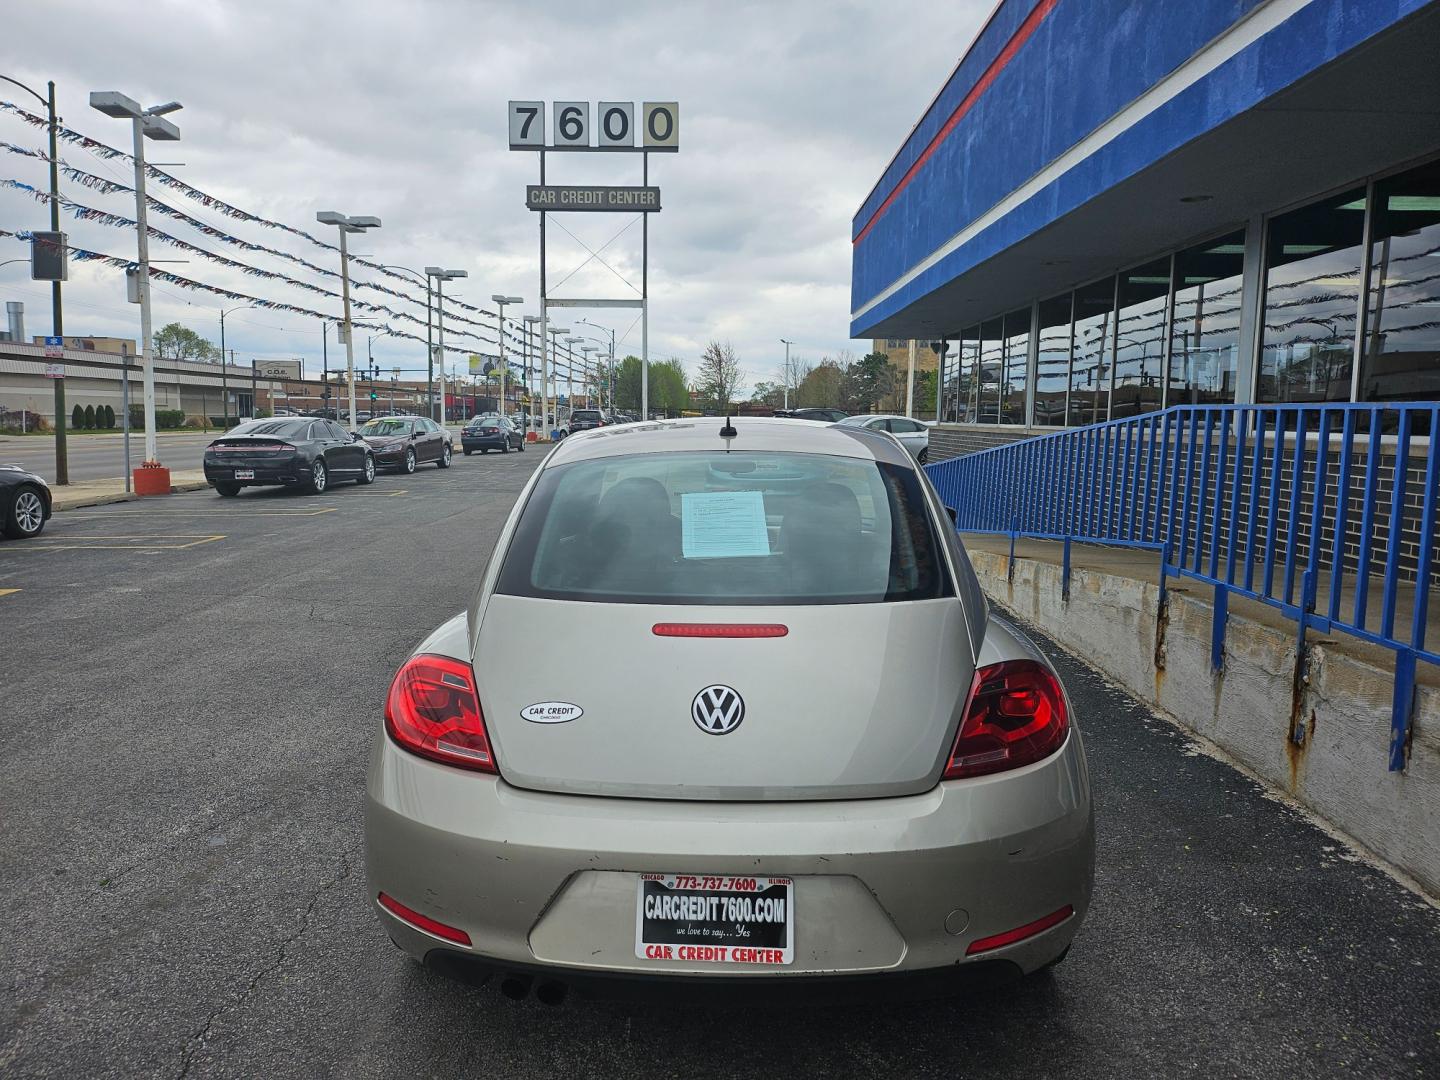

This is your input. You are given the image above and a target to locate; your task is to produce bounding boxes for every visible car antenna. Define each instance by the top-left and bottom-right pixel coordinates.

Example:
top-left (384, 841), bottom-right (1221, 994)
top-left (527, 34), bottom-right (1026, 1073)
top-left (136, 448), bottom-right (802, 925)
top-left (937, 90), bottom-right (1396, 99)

top-left (719, 414), bottom-right (737, 438)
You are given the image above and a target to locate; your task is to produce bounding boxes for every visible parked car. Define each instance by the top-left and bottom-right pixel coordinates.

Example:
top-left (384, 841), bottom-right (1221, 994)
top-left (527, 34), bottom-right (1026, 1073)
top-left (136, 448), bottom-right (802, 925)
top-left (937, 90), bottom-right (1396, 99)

top-left (774, 407), bottom-right (849, 422)
top-left (203, 417), bottom-right (376, 496)
top-left (569, 408), bottom-right (608, 433)
top-left (360, 416), bottom-right (453, 473)
top-left (366, 417), bottom-right (1091, 998)
top-left (461, 415), bottom-right (525, 454)
top-left (836, 413), bottom-right (932, 463)
top-left (0, 464), bottom-right (51, 539)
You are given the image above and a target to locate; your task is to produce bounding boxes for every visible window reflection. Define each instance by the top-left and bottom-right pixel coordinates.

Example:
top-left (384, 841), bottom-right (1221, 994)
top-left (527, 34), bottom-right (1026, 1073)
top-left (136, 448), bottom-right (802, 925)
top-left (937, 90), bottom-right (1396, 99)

top-left (977, 318), bottom-right (1005, 423)
top-left (1070, 277), bottom-right (1115, 426)
top-left (949, 326), bottom-right (979, 423)
top-left (1362, 159), bottom-right (1440, 406)
top-left (1170, 231), bottom-right (1245, 405)
top-left (1112, 258), bottom-right (1169, 417)
top-left (1001, 308), bottom-right (1031, 424)
top-left (1259, 188), bottom-right (1365, 402)
top-left (1034, 295), bottom-right (1072, 426)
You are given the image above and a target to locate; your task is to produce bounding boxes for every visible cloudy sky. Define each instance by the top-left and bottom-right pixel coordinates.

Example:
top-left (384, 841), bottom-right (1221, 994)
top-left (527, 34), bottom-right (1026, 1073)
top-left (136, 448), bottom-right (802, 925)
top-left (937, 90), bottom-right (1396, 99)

top-left (0, 0), bottom-right (985, 393)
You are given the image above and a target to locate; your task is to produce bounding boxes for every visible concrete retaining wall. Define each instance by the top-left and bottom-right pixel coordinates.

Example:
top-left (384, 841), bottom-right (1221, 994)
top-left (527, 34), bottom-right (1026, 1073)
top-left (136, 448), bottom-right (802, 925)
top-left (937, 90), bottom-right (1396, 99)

top-left (968, 548), bottom-right (1440, 897)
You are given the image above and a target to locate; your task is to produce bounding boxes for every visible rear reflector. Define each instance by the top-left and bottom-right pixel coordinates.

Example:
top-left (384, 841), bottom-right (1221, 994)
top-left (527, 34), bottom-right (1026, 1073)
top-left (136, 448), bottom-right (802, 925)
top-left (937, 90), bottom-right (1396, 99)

top-left (378, 892), bottom-right (472, 946)
top-left (652, 623), bottom-right (788, 638)
top-left (965, 905), bottom-right (1073, 955)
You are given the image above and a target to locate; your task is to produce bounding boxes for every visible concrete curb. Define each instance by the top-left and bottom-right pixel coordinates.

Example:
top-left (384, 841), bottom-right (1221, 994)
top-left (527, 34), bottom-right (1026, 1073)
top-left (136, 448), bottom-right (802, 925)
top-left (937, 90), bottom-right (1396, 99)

top-left (52, 479), bottom-right (211, 513)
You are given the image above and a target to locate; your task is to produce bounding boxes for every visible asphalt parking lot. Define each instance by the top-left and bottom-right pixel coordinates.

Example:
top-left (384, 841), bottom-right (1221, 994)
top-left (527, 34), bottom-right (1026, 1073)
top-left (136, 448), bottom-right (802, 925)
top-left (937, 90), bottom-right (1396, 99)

top-left (1, 447), bottom-right (1438, 1079)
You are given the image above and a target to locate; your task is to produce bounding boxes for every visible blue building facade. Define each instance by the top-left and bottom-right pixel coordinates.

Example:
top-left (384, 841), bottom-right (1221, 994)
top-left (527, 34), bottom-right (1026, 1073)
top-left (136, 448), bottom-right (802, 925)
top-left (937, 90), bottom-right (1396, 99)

top-left (852, 0), bottom-right (1440, 449)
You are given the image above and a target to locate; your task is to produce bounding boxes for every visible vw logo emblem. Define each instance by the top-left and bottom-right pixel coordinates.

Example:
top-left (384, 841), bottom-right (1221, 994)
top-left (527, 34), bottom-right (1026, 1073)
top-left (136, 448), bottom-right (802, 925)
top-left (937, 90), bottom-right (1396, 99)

top-left (691, 685), bottom-right (745, 735)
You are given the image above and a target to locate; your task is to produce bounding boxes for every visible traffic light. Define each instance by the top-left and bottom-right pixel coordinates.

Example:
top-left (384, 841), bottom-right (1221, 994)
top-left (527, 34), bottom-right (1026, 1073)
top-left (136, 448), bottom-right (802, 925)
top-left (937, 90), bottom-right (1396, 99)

top-left (370, 391), bottom-right (378, 401)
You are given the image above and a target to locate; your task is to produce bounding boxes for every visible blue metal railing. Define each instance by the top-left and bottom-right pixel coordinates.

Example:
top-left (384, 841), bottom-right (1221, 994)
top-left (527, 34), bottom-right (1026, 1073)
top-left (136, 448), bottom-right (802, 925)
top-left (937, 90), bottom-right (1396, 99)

top-left (926, 403), bottom-right (1439, 772)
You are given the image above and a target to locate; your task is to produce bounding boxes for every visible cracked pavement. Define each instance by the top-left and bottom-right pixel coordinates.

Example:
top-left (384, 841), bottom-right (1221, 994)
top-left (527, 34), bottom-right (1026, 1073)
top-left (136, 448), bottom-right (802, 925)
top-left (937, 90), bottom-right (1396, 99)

top-left (1, 447), bottom-right (1438, 1079)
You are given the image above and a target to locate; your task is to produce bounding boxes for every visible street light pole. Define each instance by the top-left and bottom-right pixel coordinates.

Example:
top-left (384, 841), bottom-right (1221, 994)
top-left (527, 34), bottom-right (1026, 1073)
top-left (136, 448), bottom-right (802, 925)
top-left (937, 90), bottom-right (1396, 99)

top-left (491, 295), bottom-right (524, 421)
top-left (546, 326), bottom-right (570, 437)
top-left (3, 75), bottom-right (67, 482)
top-left (218, 304), bottom-right (255, 428)
top-left (91, 92), bottom-right (181, 464)
top-left (316, 211), bottom-right (381, 430)
top-left (780, 339), bottom-right (794, 410)
top-left (425, 267), bottom-right (467, 426)
top-left (523, 314), bottom-right (541, 435)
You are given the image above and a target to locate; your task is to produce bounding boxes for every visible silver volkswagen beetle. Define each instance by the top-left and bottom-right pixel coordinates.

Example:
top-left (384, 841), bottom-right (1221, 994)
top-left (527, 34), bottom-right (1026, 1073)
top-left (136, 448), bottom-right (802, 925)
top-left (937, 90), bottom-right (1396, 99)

top-left (366, 417), bottom-right (1093, 999)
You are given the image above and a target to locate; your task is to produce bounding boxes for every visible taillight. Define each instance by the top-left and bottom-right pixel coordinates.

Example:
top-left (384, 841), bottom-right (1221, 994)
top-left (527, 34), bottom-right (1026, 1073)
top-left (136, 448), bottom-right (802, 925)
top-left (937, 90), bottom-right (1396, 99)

top-left (944, 659), bottom-right (1068, 780)
top-left (384, 654), bottom-right (497, 773)
top-left (652, 623), bottom-right (789, 638)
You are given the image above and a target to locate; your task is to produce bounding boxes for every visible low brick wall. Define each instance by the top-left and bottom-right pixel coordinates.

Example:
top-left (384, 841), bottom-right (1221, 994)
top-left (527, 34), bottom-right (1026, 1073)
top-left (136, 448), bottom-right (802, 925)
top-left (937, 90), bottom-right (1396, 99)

top-left (928, 423), bottom-right (1041, 462)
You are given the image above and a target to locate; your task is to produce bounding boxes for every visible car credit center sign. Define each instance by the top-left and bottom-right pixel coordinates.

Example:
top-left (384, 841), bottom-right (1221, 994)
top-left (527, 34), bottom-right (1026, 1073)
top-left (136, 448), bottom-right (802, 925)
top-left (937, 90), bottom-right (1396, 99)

top-left (526, 185), bottom-right (661, 212)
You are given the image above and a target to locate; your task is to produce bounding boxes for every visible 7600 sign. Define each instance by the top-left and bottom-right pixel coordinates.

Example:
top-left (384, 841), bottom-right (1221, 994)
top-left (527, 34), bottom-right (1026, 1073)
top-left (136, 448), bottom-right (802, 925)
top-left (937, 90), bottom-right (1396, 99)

top-left (509, 100), bottom-right (679, 151)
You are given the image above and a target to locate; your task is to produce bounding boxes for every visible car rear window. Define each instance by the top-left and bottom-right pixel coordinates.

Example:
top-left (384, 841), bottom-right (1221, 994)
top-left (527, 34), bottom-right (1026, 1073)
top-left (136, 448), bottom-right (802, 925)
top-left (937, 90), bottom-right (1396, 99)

top-left (495, 451), bottom-right (951, 605)
top-left (227, 419), bottom-right (308, 437)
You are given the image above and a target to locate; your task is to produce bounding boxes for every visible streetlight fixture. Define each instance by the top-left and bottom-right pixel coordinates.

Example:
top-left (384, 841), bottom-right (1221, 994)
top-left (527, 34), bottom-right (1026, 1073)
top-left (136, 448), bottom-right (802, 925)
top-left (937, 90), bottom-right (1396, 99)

top-left (218, 304), bottom-right (256, 427)
top-left (490, 294), bottom-right (524, 420)
top-left (4, 73), bottom-right (66, 483)
top-left (315, 210), bottom-right (381, 430)
top-left (576, 319), bottom-right (617, 414)
top-left (425, 267), bottom-right (467, 425)
top-left (90, 90), bottom-right (182, 465)
top-left (565, 336), bottom-right (584, 413)
top-left (522, 314), bottom-right (542, 433)
top-left (580, 345), bottom-right (600, 409)
top-left (379, 264), bottom-right (435, 418)
top-left (780, 338), bottom-right (795, 410)
top-left (545, 326), bottom-right (570, 437)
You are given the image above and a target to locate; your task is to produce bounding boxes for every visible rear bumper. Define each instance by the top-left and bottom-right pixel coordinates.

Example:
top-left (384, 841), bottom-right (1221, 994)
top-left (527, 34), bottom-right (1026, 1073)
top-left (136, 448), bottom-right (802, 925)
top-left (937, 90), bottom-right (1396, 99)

top-left (461, 435), bottom-right (509, 449)
top-left (202, 461), bottom-right (310, 487)
top-left (365, 730), bottom-right (1094, 983)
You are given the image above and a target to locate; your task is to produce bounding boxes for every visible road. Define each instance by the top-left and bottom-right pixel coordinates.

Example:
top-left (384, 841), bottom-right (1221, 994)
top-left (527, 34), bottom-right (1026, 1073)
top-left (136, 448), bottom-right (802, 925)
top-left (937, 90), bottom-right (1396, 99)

top-left (0, 426), bottom-right (472, 483)
top-left (0, 450), bottom-right (1437, 1079)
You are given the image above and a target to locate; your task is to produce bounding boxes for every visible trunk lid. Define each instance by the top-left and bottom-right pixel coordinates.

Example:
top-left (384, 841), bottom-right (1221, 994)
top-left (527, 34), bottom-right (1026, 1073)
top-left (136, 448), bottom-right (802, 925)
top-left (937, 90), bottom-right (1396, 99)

top-left (474, 595), bottom-right (974, 800)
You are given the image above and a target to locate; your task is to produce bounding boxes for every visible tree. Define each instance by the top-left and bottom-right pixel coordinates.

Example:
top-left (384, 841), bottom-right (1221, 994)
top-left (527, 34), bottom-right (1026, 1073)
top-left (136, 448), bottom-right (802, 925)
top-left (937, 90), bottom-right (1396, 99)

top-left (102, 404), bottom-right (115, 429)
top-left (650, 358), bottom-right (690, 416)
top-left (153, 322), bottom-right (220, 363)
top-left (71, 403), bottom-right (84, 430)
top-left (796, 360), bottom-right (842, 408)
top-left (839, 351), bottom-right (896, 414)
top-left (83, 404), bottom-right (96, 429)
top-left (750, 381), bottom-right (785, 409)
top-left (613, 355), bottom-right (643, 412)
top-left (694, 341), bottom-right (743, 413)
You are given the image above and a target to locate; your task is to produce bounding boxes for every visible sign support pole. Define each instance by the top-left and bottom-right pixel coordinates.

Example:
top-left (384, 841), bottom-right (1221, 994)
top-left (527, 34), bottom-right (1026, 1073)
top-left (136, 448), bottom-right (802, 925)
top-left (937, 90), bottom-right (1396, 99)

top-left (642, 150), bottom-right (649, 421)
top-left (539, 148), bottom-right (550, 440)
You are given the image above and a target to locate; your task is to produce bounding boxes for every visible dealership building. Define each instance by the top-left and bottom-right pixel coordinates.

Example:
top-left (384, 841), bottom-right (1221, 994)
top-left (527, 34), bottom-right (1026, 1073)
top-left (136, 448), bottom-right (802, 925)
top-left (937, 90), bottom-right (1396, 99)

top-left (850, 0), bottom-right (1440, 458)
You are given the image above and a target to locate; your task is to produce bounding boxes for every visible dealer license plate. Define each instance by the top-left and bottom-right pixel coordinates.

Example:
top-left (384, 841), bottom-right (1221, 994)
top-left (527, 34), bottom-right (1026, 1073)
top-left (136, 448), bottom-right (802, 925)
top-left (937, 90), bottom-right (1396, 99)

top-left (233, 469), bottom-right (254, 480)
top-left (635, 874), bottom-right (793, 965)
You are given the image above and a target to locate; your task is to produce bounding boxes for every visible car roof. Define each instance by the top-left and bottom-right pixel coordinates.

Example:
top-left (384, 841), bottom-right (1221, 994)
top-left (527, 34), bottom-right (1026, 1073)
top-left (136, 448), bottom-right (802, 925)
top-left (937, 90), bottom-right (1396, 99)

top-left (543, 416), bottom-right (914, 468)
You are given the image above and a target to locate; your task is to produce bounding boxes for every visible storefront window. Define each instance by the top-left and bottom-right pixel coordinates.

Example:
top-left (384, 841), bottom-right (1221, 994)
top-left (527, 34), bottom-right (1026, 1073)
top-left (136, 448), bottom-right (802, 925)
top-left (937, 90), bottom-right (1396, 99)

top-left (1034, 294), bottom-right (1072, 426)
top-left (1070, 277), bottom-right (1115, 426)
top-left (1361, 158), bottom-right (1440, 404)
top-left (1000, 308), bottom-right (1031, 424)
top-left (977, 318), bottom-right (1005, 423)
top-left (949, 326), bottom-right (979, 423)
top-left (1259, 188), bottom-right (1366, 402)
top-left (1169, 231), bottom-right (1245, 406)
top-left (1111, 258), bottom-right (1169, 418)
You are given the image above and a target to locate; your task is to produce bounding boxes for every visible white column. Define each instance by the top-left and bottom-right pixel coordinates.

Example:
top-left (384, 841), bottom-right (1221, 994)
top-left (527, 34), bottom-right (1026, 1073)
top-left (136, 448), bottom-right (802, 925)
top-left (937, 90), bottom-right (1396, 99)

top-left (131, 118), bottom-right (157, 462)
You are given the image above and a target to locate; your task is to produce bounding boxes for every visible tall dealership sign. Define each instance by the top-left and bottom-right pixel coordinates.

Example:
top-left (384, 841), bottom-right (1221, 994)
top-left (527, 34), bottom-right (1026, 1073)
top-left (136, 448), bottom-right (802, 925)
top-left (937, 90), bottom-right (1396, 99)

top-left (508, 100), bottom-right (677, 426)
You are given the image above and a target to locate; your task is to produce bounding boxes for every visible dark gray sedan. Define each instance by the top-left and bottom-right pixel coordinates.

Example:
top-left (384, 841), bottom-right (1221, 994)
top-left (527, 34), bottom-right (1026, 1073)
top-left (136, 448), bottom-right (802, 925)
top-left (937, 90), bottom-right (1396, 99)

top-left (204, 417), bottom-right (376, 496)
top-left (461, 416), bottom-right (525, 454)
top-left (0, 463), bottom-right (51, 539)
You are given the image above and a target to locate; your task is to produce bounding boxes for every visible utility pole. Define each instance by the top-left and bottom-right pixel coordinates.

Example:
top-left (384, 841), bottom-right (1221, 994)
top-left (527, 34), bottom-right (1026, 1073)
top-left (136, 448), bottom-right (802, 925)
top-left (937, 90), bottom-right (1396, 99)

top-left (780, 339), bottom-right (794, 409)
top-left (905, 339), bottom-right (917, 418)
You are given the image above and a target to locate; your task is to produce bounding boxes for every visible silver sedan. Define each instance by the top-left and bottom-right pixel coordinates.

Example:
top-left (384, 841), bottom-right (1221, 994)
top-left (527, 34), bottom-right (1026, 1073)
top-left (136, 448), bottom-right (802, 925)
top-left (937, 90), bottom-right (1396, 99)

top-left (365, 416), bottom-right (1092, 999)
top-left (835, 413), bottom-right (932, 463)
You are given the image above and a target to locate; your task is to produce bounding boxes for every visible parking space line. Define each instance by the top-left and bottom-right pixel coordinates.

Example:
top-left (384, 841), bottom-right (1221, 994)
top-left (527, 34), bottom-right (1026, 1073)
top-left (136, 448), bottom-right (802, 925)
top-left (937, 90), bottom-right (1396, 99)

top-left (0, 588), bottom-right (19, 598)
top-left (24, 534), bottom-right (226, 552)
top-left (70, 507), bottom-right (339, 518)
